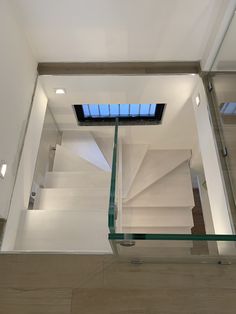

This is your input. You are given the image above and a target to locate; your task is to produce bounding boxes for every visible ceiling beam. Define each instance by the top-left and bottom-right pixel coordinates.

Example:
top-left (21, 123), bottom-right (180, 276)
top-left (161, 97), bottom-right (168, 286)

top-left (38, 62), bottom-right (201, 75)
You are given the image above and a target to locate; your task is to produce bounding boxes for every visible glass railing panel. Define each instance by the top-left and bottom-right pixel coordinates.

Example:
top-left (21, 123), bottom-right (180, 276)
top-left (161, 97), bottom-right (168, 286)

top-left (211, 11), bottom-right (236, 71)
top-left (109, 233), bottom-right (236, 262)
top-left (108, 116), bottom-right (236, 262)
top-left (204, 6), bottom-right (236, 240)
top-left (210, 74), bottom-right (236, 212)
top-left (108, 118), bottom-right (119, 233)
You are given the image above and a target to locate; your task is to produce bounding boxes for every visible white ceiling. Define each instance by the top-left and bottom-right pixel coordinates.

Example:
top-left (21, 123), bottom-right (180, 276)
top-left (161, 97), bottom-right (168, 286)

top-left (11, 0), bottom-right (227, 62)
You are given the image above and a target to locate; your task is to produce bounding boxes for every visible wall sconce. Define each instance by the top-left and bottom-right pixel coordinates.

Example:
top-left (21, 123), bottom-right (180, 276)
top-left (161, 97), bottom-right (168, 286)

top-left (195, 94), bottom-right (201, 106)
top-left (55, 88), bottom-right (66, 95)
top-left (0, 161), bottom-right (7, 179)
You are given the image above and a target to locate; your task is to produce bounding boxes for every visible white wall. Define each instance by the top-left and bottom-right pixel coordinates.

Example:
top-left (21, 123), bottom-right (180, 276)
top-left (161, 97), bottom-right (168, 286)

top-left (192, 78), bottom-right (235, 254)
top-left (32, 107), bottom-right (61, 189)
top-left (61, 131), bottom-right (110, 172)
top-left (2, 80), bottom-right (48, 251)
top-left (0, 0), bottom-right (37, 218)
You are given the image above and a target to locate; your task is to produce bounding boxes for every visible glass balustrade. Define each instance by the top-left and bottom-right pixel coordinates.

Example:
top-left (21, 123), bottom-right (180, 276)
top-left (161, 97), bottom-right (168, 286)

top-left (108, 119), bottom-right (236, 263)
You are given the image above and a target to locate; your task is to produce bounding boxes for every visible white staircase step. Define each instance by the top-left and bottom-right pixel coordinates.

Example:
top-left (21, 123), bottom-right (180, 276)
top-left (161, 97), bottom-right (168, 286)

top-left (124, 161), bottom-right (195, 208)
top-left (123, 207), bottom-right (194, 228)
top-left (123, 226), bottom-right (192, 235)
top-left (118, 243), bottom-right (191, 257)
top-left (53, 144), bottom-right (105, 172)
top-left (15, 210), bottom-right (112, 253)
top-left (126, 149), bottom-right (191, 201)
top-left (61, 131), bottom-right (110, 171)
top-left (44, 171), bottom-right (111, 189)
top-left (34, 188), bottom-right (109, 211)
top-left (122, 144), bottom-right (148, 197)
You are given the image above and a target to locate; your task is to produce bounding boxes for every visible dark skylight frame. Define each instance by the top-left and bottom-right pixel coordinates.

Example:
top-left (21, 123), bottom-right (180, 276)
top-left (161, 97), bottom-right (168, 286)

top-left (73, 104), bottom-right (166, 125)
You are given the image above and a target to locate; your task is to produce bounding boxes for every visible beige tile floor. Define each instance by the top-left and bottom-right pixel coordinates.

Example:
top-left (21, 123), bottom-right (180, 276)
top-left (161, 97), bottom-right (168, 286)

top-left (0, 254), bottom-right (236, 313)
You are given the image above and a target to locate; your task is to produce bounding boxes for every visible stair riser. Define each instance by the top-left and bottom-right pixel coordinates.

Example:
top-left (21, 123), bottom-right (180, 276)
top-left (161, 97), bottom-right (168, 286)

top-left (126, 150), bottom-right (191, 201)
top-left (45, 172), bottom-right (110, 189)
top-left (123, 226), bottom-right (192, 235)
top-left (15, 210), bottom-right (112, 253)
top-left (123, 207), bottom-right (194, 228)
top-left (34, 188), bottom-right (109, 211)
top-left (122, 144), bottom-right (148, 197)
top-left (124, 162), bottom-right (194, 208)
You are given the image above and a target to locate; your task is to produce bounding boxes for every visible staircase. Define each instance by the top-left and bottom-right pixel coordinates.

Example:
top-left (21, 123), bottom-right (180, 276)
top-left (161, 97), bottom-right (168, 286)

top-left (15, 131), bottom-right (112, 253)
top-left (120, 146), bottom-right (194, 257)
top-left (14, 130), bottom-right (195, 254)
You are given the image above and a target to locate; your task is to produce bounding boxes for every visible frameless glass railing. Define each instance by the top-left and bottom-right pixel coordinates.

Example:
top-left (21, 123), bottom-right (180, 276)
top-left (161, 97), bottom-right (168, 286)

top-left (202, 9), bottom-right (236, 235)
top-left (109, 233), bottom-right (236, 262)
top-left (210, 10), bottom-right (236, 72)
top-left (108, 121), bottom-right (236, 263)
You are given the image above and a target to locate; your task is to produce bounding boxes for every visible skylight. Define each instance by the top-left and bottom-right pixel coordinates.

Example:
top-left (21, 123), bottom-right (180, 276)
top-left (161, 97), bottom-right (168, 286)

top-left (220, 102), bottom-right (236, 115)
top-left (73, 104), bottom-right (165, 126)
top-left (82, 104), bottom-right (157, 118)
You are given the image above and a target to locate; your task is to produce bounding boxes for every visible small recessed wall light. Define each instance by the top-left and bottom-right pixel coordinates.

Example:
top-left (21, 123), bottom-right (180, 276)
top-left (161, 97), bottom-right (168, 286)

top-left (195, 94), bottom-right (201, 106)
top-left (55, 88), bottom-right (66, 95)
top-left (0, 161), bottom-right (7, 179)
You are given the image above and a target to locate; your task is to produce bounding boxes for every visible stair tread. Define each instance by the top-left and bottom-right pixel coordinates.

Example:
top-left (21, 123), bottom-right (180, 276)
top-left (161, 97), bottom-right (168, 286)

top-left (126, 149), bottom-right (191, 201)
top-left (15, 210), bottom-right (111, 252)
top-left (123, 226), bottom-right (192, 231)
top-left (123, 206), bottom-right (193, 209)
top-left (124, 161), bottom-right (194, 207)
top-left (123, 222), bottom-right (193, 227)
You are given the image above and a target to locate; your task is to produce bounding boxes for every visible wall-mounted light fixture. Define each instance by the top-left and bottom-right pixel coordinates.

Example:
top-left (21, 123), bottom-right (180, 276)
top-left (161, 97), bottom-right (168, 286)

top-left (55, 88), bottom-right (66, 95)
top-left (195, 94), bottom-right (201, 106)
top-left (0, 161), bottom-right (7, 179)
